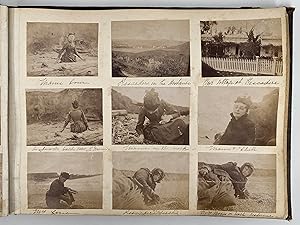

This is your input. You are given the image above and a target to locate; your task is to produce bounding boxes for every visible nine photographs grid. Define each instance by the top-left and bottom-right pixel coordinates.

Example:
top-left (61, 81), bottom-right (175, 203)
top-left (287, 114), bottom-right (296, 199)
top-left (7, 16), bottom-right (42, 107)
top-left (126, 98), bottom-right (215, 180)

top-left (21, 15), bottom-right (284, 215)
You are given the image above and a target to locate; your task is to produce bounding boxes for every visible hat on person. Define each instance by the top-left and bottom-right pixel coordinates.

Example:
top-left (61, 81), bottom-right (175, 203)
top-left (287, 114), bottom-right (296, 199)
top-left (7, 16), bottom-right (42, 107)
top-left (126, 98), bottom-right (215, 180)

top-left (143, 88), bottom-right (160, 111)
top-left (234, 96), bottom-right (252, 109)
top-left (151, 168), bottom-right (165, 183)
top-left (60, 172), bottom-right (70, 179)
top-left (72, 100), bottom-right (79, 109)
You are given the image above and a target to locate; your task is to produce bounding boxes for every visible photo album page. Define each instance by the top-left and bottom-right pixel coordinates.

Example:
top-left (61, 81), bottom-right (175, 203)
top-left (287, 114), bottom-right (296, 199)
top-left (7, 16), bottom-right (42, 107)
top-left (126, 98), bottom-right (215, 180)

top-left (9, 7), bottom-right (291, 219)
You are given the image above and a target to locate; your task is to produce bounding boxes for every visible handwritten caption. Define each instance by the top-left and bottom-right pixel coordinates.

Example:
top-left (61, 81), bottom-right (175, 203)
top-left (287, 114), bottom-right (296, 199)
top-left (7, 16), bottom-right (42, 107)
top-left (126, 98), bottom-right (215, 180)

top-left (122, 145), bottom-right (189, 151)
top-left (207, 146), bottom-right (257, 152)
top-left (32, 209), bottom-right (79, 215)
top-left (31, 146), bottom-right (106, 152)
top-left (197, 210), bottom-right (275, 218)
top-left (123, 210), bottom-right (179, 216)
top-left (117, 78), bottom-right (191, 87)
top-left (39, 78), bottom-right (90, 86)
top-left (202, 77), bottom-right (279, 87)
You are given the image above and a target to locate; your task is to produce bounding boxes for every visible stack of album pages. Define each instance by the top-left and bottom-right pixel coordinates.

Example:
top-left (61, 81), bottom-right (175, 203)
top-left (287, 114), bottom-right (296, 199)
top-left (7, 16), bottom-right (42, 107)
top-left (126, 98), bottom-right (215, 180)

top-left (0, 6), bottom-right (294, 219)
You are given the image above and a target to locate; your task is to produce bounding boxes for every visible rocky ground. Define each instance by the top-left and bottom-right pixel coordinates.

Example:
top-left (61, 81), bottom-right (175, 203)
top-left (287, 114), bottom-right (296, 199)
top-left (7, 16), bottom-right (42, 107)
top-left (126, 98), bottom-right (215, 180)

top-left (112, 114), bottom-right (158, 145)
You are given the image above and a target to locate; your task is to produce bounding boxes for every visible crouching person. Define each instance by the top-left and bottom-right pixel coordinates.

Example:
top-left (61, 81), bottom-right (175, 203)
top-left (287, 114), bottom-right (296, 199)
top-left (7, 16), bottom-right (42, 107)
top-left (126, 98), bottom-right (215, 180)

top-left (112, 168), bottom-right (165, 209)
top-left (45, 172), bottom-right (78, 209)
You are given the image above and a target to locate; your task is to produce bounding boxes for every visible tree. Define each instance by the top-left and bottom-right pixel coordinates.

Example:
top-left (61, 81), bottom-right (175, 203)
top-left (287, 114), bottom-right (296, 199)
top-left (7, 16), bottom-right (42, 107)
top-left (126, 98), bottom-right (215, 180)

top-left (212, 32), bottom-right (224, 43)
top-left (200, 21), bottom-right (217, 34)
top-left (240, 27), bottom-right (263, 59)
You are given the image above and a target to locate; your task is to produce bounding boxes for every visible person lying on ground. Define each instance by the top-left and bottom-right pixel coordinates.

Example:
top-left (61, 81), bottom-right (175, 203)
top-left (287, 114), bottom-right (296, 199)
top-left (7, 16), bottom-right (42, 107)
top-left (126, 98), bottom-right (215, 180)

top-left (209, 162), bottom-right (255, 199)
top-left (197, 163), bottom-right (236, 209)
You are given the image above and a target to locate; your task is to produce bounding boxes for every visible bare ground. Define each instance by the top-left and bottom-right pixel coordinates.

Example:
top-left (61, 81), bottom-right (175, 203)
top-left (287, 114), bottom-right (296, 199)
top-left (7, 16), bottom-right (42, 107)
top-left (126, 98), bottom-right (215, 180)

top-left (27, 52), bottom-right (98, 76)
top-left (223, 175), bottom-right (276, 213)
top-left (27, 121), bottom-right (103, 146)
top-left (28, 175), bottom-right (103, 209)
top-left (114, 170), bottom-right (189, 210)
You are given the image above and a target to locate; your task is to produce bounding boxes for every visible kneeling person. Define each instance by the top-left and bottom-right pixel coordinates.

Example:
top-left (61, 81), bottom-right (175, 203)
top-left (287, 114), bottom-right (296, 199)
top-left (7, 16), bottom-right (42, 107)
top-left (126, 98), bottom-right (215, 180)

top-left (45, 172), bottom-right (78, 209)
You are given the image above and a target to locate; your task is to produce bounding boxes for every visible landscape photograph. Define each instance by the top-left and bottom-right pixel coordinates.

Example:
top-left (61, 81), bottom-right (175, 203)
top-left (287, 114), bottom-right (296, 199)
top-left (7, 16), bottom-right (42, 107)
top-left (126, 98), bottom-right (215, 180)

top-left (112, 20), bottom-right (190, 77)
top-left (198, 152), bottom-right (276, 213)
top-left (198, 87), bottom-right (279, 146)
top-left (112, 87), bottom-right (190, 145)
top-left (27, 152), bottom-right (103, 209)
top-left (26, 88), bottom-right (103, 146)
top-left (201, 19), bottom-right (283, 77)
top-left (113, 152), bottom-right (189, 210)
top-left (27, 22), bottom-right (98, 76)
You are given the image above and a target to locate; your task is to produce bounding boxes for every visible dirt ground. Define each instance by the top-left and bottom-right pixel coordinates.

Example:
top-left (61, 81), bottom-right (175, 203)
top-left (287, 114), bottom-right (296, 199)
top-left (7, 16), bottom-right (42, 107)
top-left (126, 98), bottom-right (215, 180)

top-left (204, 173), bottom-right (276, 213)
top-left (27, 121), bottom-right (103, 146)
top-left (113, 170), bottom-right (189, 210)
top-left (27, 52), bottom-right (98, 76)
top-left (28, 175), bottom-right (103, 209)
top-left (224, 174), bottom-right (276, 213)
top-left (153, 178), bottom-right (189, 210)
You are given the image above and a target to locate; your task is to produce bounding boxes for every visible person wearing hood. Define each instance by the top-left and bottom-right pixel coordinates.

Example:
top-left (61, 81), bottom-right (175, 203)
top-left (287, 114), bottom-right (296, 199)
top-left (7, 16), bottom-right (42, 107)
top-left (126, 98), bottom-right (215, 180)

top-left (214, 96), bottom-right (256, 145)
top-left (135, 88), bottom-right (189, 145)
top-left (112, 167), bottom-right (165, 209)
top-left (210, 162), bottom-right (255, 199)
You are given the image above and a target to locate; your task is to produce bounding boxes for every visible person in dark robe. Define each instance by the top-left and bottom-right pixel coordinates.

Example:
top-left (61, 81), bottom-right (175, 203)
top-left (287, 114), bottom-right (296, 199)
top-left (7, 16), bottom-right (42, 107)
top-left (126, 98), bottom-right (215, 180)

top-left (112, 168), bottom-right (165, 209)
top-left (130, 168), bottom-right (165, 206)
top-left (209, 162), bottom-right (255, 199)
top-left (45, 172), bottom-right (78, 209)
top-left (60, 100), bottom-right (89, 137)
top-left (214, 96), bottom-right (255, 145)
top-left (135, 88), bottom-right (189, 145)
top-left (197, 162), bottom-right (236, 209)
top-left (57, 33), bottom-right (84, 63)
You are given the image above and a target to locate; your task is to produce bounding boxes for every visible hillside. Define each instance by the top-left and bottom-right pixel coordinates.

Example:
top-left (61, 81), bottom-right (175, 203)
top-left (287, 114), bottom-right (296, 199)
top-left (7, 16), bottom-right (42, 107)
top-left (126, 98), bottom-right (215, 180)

top-left (112, 42), bottom-right (190, 77)
top-left (26, 89), bottom-right (103, 124)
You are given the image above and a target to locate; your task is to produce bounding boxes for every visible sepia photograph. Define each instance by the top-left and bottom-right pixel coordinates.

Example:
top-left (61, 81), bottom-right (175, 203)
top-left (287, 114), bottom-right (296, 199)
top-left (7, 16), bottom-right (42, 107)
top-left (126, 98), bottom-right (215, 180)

top-left (27, 23), bottom-right (98, 76)
top-left (201, 19), bottom-right (283, 77)
top-left (112, 20), bottom-right (190, 77)
top-left (27, 152), bottom-right (103, 209)
top-left (197, 152), bottom-right (276, 213)
top-left (26, 88), bottom-right (103, 146)
top-left (112, 152), bottom-right (189, 210)
top-left (112, 87), bottom-right (190, 145)
top-left (198, 87), bottom-right (279, 146)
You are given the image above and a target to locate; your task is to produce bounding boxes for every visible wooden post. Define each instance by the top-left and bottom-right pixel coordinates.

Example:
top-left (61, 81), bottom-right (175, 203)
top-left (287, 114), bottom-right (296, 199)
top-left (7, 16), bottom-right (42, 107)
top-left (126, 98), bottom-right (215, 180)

top-left (255, 56), bottom-right (259, 75)
top-left (272, 57), bottom-right (278, 75)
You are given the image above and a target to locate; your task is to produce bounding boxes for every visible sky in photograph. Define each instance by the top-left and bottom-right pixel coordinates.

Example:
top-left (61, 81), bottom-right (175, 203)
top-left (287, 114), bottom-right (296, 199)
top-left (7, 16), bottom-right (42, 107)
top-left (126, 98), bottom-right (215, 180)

top-left (113, 152), bottom-right (189, 174)
top-left (198, 152), bottom-right (276, 170)
top-left (112, 20), bottom-right (190, 41)
top-left (28, 152), bottom-right (103, 175)
top-left (113, 87), bottom-right (190, 108)
top-left (206, 18), bottom-right (282, 38)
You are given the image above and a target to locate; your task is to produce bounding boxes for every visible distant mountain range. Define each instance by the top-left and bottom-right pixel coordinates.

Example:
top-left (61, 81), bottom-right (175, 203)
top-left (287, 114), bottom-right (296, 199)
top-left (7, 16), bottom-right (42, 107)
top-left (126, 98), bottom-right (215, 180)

top-left (112, 39), bottom-right (188, 49)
